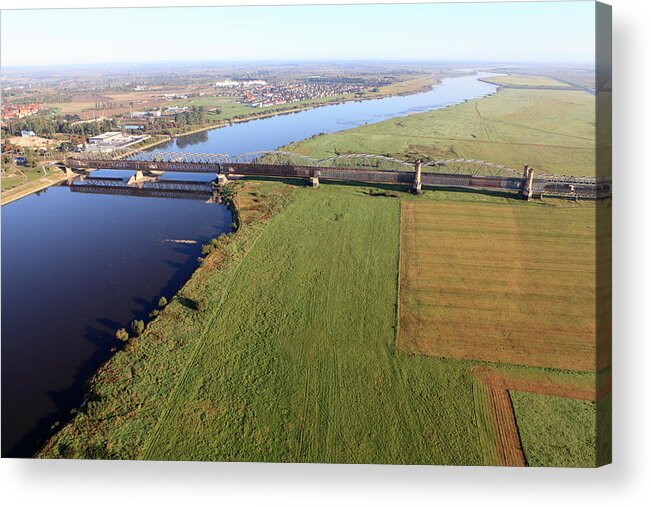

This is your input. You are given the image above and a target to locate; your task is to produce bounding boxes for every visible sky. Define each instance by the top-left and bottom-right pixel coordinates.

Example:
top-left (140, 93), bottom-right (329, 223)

top-left (1, 2), bottom-right (596, 68)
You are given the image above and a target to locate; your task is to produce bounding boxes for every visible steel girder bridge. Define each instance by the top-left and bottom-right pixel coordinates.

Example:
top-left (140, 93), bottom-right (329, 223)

top-left (64, 151), bottom-right (611, 200)
top-left (67, 176), bottom-right (216, 201)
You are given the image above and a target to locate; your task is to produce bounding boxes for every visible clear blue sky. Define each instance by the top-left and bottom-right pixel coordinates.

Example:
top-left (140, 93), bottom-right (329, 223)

top-left (1, 2), bottom-right (596, 67)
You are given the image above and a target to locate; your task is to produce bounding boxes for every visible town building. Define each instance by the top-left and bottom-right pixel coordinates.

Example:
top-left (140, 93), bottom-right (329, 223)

top-left (86, 131), bottom-right (149, 153)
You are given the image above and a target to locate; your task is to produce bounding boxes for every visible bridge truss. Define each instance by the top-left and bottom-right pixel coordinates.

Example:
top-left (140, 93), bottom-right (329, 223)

top-left (67, 150), bottom-right (611, 199)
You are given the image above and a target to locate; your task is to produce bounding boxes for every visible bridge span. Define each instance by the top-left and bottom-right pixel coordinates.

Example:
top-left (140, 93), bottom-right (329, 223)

top-left (68, 176), bottom-right (216, 202)
top-left (63, 151), bottom-right (611, 200)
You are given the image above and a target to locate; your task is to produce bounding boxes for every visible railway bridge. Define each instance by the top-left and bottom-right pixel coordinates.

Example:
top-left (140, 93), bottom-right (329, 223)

top-left (62, 151), bottom-right (611, 201)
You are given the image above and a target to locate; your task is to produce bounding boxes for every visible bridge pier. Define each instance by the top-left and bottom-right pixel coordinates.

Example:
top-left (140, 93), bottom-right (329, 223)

top-left (519, 165), bottom-right (534, 201)
top-left (127, 170), bottom-right (158, 186)
top-left (309, 176), bottom-right (320, 188)
top-left (216, 174), bottom-right (230, 187)
top-left (411, 160), bottom-right (423, 194)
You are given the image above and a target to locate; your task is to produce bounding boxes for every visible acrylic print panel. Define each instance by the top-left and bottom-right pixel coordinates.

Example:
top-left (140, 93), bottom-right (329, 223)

top-left (0, 1), bottom-right (611, 466)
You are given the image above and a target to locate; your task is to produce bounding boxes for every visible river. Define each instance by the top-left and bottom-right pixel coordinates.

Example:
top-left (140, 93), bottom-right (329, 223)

top-left (0, 71), bottom-right (498, 457)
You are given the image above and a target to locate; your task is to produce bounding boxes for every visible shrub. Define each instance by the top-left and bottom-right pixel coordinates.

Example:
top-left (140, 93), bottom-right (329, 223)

top-left (115, 328), bottom-right (129, 342)
top-left (195, 298), bottom-right (207, 312)
top-left (130, 319), bottom-right (145, 336)
top-left (158, 296), bottom-right (168, 308)
top-left (149, 309), bottom-right (160, 318)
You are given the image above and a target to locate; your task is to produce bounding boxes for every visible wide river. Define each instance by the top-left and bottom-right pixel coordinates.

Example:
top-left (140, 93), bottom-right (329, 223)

top-left (1, 72), bottom-right (498, 457)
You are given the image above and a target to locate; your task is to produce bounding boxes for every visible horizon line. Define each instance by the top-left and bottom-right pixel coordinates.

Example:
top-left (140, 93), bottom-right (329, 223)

top-left (1, 58), bottom-right (596, 72)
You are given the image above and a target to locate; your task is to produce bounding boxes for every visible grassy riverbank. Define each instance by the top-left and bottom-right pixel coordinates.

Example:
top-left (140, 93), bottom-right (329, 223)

top-left (1, 169), bottom-right (69, 206)
top-left (285, 86), bottom-right (596, 176)
top-left (39, 181), bottom-right (606, 466)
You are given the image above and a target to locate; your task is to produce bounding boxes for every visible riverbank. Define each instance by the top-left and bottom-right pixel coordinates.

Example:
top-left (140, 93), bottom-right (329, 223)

top-left (1, 170), bottom-right (70, 206)
top-left (285, 84), bottom-right (596, 176)
top-left (160, 74), bottom-right (444, 144)
top-left (38, 179), bottom-right (297, 459)
top-left (1, 136), bottom-right (174, 206)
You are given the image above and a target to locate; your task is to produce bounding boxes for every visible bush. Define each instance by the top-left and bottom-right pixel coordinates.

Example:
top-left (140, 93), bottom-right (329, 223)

top-left (130, 319), bottom-right (145, 336)
top-left (158, 296), bottom-right (168, 308)
top-left (115, 328), bottom-right (129, 342)
top-left (149, 309), bottom-right (160, 318)
top-left (195, 298), bottom-right (207, 312)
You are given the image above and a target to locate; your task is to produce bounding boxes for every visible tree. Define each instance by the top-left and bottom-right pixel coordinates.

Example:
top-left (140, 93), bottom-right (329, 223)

top-left (115, 328), bottom-right (129, 342)
top-left (158, 296), bottom-right (168, 308)
top-left (130, 319), bottom-right (145, 336)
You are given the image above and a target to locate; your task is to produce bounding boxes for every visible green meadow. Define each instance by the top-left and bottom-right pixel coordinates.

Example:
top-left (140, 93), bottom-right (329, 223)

top-left (285, 87), bottom-right (596, 176)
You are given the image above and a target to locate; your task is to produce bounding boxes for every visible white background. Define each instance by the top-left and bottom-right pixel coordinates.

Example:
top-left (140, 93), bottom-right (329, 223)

top-left (1, 0), bottom-right (649, 505)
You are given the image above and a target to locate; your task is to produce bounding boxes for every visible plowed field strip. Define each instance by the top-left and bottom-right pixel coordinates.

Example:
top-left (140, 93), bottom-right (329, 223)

top-left (471, 366), bottom-right (610, 467)
top-left (470, 367), bottom-right (526, 466)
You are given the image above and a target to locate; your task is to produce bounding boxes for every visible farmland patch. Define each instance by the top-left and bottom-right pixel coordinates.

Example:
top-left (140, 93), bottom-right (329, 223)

top-left (398, 198), bottom-right (601, 371)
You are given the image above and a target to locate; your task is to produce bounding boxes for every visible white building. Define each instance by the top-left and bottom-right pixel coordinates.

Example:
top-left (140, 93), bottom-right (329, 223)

top-left (214, 80), bottom-right (239, 88)
top-left (214, 79), bottom-right (267, 88)
top-left (87, 132), bottom-right (124, 144)
top-left (86, 131), bottom-right (150, 153)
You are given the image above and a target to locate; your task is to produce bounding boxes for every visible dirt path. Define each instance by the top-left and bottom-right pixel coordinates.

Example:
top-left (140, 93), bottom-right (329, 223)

top-left (471, 366), bottom-right (526, 466)
top-left (471, 365), bottom-right (611, 467)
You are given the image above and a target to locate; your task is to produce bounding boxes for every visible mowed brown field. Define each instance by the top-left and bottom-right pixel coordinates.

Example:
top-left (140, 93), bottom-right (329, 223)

top-left (399, 198), bottom-right (607, 372)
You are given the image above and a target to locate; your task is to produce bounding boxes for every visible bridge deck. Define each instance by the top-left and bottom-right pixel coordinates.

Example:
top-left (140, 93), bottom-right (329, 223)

top-left (66, 157), bottom-right (611, 199)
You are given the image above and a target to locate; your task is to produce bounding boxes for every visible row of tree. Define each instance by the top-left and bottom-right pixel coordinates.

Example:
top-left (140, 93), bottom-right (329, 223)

top-left (2, 105), bottom-right (220, 141)
top-left (2, 115), bottom-right (118, 138)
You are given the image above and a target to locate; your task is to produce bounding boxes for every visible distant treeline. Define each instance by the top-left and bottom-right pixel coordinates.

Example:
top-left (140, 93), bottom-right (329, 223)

top-left (2, 115), bottom-right (118, 137)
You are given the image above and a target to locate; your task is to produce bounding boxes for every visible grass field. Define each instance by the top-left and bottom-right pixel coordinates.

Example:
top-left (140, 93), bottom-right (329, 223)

top-left (398, 198), bottom-right (605, 372)
top-left (511, 391), bottom-right (597, 467)
top-left (483, 74), bottom-right (573, 88)
top-left (38, 181), bottom-right (605, 466)
top-left (286, 87), bottom-right (596, 176)
top-left (1, 174), bottom-right (24, 191)
top-left (372, 74), bottom-right (438, 95)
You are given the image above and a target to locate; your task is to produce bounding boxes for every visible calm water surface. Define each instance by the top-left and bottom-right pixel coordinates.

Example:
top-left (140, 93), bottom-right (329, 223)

top-left (1, 72), bottom-right (498, 457)
top-left (149, 71), bottom-right (499, 160)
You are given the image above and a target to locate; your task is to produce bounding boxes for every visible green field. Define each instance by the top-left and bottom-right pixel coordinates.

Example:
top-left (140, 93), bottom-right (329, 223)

top-left (172, 93), bottom-right (366, 123)
top-left (1, 165), bottom-right (52, 191)
top-left (286, 87), bottom-right (596, 176)
top-left (483, 74), bottom-right (573, 88)
top-left (511, 391), bottom-right (597, 467)
top-left (39, 181), bottom-right (603, 466)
